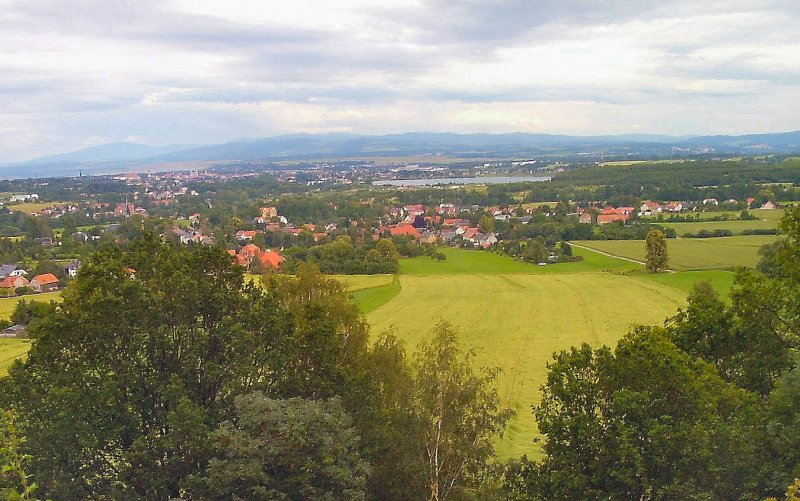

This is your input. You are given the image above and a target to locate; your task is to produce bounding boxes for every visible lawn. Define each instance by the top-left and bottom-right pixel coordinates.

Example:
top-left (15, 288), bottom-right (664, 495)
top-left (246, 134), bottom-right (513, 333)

top-left (574, 235), bottom-right (780, 270)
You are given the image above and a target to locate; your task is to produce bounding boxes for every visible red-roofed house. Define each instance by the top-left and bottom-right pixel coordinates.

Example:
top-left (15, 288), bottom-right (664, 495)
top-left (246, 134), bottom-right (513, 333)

top-left (0, 276), bottom-right (28, 290)
top-left (462, 227), bottom-right (480, 240)
top-left (403, 204), bottom-right (426, 217)
top-left (235, 244), bottom-right (284, 269)
top-left (30, 273), bottom-right (59, 292)
top-left (256, 249), bottom-right (284, 269)
top-left (390, 224), bottom-right (421, 240)
top-left (235, 230), bottom-right (260, 241)
top-left (597, 213), bottom-right (630, 225)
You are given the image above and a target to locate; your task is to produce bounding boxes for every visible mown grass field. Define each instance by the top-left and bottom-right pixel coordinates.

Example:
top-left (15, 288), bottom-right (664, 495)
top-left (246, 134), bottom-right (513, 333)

top-left (0, 292), bottom-right (62, 376)
top-left (0, 339), bottom-right (32, 376)
top-left (331, 274), bottom-right (393, 291)
top-left (6, 201), bottom-right (67, 213)
top-left (353, 248), bottom-right (717, 459)
top-left (0, 292), bottom-right (62, 320)
top-left (654, 209), bottom-right (784, 235)
top-left (574, 235), bottom-right (780, 270)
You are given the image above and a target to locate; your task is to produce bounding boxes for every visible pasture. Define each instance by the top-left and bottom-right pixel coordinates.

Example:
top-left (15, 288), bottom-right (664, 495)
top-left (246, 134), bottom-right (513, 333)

top-left (0, 339), bottom-right (31, 376)
top-left (6, 201), bottom-right (67, 213)
top-left (330, 274), bottom-right (393, 291)
top-left (574, 235), bottom-right (780, 270)
top-left (356, 248), bottom-right (705, 459)
top-left (654, 209), bottom-right (784, 235)
top-left (0, 292), bottom-right (62, 320)
top-left (0, 292), bottom-right (62, 376)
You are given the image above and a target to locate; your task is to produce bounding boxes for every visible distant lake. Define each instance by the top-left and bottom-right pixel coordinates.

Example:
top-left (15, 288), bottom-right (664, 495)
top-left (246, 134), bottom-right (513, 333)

top-left (373, 175), bottom-right (551, 187)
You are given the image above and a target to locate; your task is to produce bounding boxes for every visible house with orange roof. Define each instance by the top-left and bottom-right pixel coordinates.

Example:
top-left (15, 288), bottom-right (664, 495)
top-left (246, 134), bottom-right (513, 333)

top-left (234, 244), bottom-right (284, 269)
top-left (389, 224), bottom-right (421, 240)
top-left (235, 230), bottom-right (260, 241)
top-left (597, 213), bottom-right (630, 225)
top-left (30, 273), bottom-right (59, 292)
top-left (0, 275), bottom-right (28, 291)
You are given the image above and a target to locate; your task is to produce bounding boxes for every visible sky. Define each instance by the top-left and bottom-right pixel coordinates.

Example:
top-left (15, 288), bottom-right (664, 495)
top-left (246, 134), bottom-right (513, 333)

top-left (1, 0), bottom-right (800, 162)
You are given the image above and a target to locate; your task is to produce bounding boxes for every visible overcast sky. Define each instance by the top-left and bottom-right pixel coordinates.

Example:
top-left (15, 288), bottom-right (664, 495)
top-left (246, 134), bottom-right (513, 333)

top-left (2, 0), bottom-right (799, 161)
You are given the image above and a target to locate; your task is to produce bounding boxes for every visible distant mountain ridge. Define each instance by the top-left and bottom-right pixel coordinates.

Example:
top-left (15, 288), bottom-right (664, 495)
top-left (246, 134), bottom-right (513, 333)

top-left (2, 130), bottom-right (800, 179)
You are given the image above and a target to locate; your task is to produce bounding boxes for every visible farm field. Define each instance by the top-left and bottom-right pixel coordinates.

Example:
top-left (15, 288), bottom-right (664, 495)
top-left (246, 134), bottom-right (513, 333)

top-left (0, 292), bottom-right (62, 320)
top-left (355, 248), bottom-right (705, 459)
top-left (654, 209), bottom-right (784, 235)
top-left (574, 235), bottom-right (780, 270)
top-left (330, 274), bottom-right (393, 291)
top-left (0, 292), bottom-right (62, 376)
top-left (0, 339), bottom-right (31, 376)
top-left (6, 201), bottom-right (67, 213)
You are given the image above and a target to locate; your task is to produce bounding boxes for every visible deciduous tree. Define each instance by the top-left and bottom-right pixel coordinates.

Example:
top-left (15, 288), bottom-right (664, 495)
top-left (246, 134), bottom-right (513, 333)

top-left (645, 228), bottom-right (668, 272)
top-left (412, 322), bottom-right (512, 501)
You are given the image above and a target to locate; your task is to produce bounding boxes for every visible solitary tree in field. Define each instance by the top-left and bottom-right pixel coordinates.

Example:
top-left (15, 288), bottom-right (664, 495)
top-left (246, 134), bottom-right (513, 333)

top-left (645, 229), bottom-right (668, 272)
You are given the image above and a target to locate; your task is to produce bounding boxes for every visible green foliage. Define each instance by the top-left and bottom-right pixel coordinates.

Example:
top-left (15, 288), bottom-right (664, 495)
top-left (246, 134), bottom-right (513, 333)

top-left (531, 328), bottom-right (761, 500)
top-left (9, 300), bottom-right (53, 327)
top-left (0, 409), bottom-right (39, 501)
top-left (187, 393), bottom-right (369, 500)
top-left (767, 479), bottom-right (800, 501)
top-left (285, 236), bottom-right (399, 274)
top-left (412, 322), bottom-right (513, 501)
top-left (577, 234), bottom-right (781, 270)
top-left (0, 237), bottom-right (387, 499)
top-left (645, 228), bottom-right (668, 272)
top-left (477, 215), bottom-right (495, 234)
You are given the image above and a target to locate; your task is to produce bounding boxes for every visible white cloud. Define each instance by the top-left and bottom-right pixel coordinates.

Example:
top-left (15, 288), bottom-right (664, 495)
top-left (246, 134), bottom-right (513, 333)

top-left (0, 0), bottom-right (799, 161)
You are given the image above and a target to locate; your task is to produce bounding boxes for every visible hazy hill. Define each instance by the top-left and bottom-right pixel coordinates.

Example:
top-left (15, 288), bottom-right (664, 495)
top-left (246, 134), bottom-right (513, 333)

top-left (2, 131), bottom-right (799, 179)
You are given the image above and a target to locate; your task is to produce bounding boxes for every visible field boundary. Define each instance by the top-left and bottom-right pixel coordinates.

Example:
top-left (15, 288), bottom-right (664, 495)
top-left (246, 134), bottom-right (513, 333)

top-left (570, 242), bottom-right (677, 272)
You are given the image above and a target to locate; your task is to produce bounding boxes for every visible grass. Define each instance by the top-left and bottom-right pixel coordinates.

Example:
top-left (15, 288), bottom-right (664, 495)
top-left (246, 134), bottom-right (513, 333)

top-left (6, 201), bottom-right (67, 213)
top-left (633, 269), bottom-right (736, 299)
top-left (574, 235), bottom-right (781, 270)
top-left (0, 292), bottom-right (62, 376)
top-left (599, 159), bottom-right (685, 166)
top-left (398, 247), bottom-right (638, 276)
top-left (347, 248), bottom-right (702, 459)
top-left (0, 292), bottom-right (62, 320)
top-left (363, 269), bottom-right (687, 459)
top-left (330, 274), bottom-right (393, 291)
top-left (653, 209), bottom-right (784, 235)
top-left (0, 339), bottom-right (32, 376)
top-left (350, 277), bottom-right (401, 314)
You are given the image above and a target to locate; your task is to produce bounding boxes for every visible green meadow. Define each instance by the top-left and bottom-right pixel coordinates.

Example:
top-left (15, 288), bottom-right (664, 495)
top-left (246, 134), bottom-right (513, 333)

top-left (654, 209), bottom-right (784, 235)
top-left (352, 247), bottom-right (738, 459)
top-left (0, 339), bottom-right (32, 376)
top-left (0, 292), bottom-right (62, 376)
top-left (0, 249), bottom-right (749, 455)
top-left (574, 235), bottom-right (780, 270)
top-left (0, 292), bottom-right (62, 320)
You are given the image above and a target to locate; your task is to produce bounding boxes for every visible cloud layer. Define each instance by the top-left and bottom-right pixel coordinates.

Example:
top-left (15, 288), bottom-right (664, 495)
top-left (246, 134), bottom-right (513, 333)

top-left (1, 0), bottom-right (799, 161)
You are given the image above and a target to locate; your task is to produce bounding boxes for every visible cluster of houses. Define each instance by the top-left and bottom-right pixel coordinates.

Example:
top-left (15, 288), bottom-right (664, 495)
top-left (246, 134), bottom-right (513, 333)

top-left (168, 226), bottom-right (214, 245)
top-left (638, 198), bottom-right (777, 216)
top-left (227, 244), bottom-right (284, 269)
top-left (378, 204), bottom-right (502, 248)
top-left (0, 260), bottom-right (80, 295)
